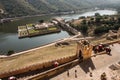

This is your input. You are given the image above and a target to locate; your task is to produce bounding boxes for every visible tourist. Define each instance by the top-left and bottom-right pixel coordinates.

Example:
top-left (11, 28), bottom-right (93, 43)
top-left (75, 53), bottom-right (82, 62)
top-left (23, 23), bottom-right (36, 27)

top-left (8, 76), bottom-right (17, 80)
top-left (90, 72), bottom-right (93, 77)
top-left (75, 70), bottom-right (77, 78)
top-left (67, 70), bottom-right (69, 77)
top-left (53, 61), bottom-right (59, 67)
top-left (100, 72), bottom-right (107, 80)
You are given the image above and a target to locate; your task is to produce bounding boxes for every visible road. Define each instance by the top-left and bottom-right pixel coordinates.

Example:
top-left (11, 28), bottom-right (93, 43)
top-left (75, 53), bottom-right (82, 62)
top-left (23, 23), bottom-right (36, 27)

top-left (51, 43), bottom-right (120, 80)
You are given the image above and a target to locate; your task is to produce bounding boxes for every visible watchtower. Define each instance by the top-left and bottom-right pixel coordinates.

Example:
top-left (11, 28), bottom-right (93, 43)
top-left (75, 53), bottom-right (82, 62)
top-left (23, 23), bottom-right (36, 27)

top-left (76, 40), bottom-right (93, 60)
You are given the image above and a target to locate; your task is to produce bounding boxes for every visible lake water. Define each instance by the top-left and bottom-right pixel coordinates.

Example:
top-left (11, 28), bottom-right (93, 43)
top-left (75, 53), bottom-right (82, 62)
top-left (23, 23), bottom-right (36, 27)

top-left (60, 10), bottom-right (117, 21)
top-left (0, 9), bottom-right (117, 54)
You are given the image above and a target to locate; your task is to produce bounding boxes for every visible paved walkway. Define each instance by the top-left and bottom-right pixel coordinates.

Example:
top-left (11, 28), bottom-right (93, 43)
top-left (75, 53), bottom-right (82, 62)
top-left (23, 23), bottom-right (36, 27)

top-left (51, 43), bottom-right (120, 80)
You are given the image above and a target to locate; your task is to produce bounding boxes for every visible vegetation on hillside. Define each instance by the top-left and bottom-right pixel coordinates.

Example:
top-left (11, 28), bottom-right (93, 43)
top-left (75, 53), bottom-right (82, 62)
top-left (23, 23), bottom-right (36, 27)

top-left (70, 13), bottom-right (120, 36)
top-left (0, 0), bottom-right (39, 18)
top-left (0, 0), bottom-right (120, 18)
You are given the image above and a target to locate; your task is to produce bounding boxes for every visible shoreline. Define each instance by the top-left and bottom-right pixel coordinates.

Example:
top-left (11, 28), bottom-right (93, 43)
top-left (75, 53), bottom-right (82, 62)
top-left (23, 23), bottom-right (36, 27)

top-left (0, 33), bottom-right (81, 58)
top-left (1, 33), bottom-right (119, 58)
top-left (1, 8), bottom-right (117, 22)
top-left (0, 8), bottom-right (118, 56)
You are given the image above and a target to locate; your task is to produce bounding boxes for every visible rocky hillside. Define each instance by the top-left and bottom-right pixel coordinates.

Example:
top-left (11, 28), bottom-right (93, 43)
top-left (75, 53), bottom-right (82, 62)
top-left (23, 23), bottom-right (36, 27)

top-left (0, 0), bottom-right (120, 18)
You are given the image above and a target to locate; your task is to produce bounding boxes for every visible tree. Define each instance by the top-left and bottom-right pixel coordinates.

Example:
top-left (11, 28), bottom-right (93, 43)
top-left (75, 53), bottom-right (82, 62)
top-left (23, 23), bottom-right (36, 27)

top-left (117, 16), bottom-right (120, 23)
top-left (95, 13), bottom-right (101, 17)
top-left (79, 16), bottom-right (85, 19)
top-left (94, 26), bottom-right (109, 34)
top-left (82, 19), bottom-right (87, 25)
top-left (90, 18), bottom-right (94, 21)
top-left (95, 16), bottom-right (102, 23)
top-left (38, 20), bottom-right (44, 23)
top-left (95, 13), bottom-right (102, 24)
top-left (7, 50), bottom-right (15, 56)
top-left (114, 24), bottom-right (120, 30)
top-left (80, 25), bottom-right (88, 34)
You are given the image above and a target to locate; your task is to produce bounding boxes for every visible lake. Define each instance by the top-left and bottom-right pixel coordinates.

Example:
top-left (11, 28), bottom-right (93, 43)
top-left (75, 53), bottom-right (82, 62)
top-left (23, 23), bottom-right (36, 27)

top-left (0, 9), bottom-right (117, 54)
top-left (60, 9), bottom-right (117, 21)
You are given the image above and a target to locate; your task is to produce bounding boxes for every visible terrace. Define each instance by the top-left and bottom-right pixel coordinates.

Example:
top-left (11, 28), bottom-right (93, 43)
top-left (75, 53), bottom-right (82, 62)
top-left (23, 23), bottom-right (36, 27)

top-left (18, 22), bottom-right (61, 38)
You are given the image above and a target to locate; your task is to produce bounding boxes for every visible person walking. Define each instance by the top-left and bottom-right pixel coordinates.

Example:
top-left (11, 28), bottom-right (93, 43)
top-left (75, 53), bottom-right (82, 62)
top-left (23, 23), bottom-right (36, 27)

top-left (67, 70), bottom-right (69, 77)
top-left (75, 70), bottom-right (77, 78)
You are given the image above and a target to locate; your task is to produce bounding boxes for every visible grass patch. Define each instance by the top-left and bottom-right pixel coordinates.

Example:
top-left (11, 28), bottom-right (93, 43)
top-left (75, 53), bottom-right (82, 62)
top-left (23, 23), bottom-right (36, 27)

top-left (18, 26), bottom-right (27, 30)
top-left (48, 27), bottom-right (57, 31)
top-left (0, 43), bottom-right (77, 72)
top-left (28, 29), bottom-right (40, 34)
top-left (26, 24), bottom-right (34, 28)
top-left (26, 24), bottom-right (34, 27)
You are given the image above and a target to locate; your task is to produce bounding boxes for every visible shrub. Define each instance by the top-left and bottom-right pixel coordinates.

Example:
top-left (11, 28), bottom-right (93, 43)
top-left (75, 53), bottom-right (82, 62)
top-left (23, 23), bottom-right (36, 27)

top-left (95, 13), bottom-right (101, 17)
top-left (94, 26), bottom-right (109, 34)
top-left (7, 50), bottom-right (15, 56)
top-left (80, 25), bottom-right (88, 33)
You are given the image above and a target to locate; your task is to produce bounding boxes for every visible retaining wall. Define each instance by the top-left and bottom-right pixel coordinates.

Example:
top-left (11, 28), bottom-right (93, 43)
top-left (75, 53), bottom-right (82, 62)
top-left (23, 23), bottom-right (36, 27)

top-left (27, 40), bottom-right (120, 80)
top-left (27, 59), bottom-right (80, 80)
top-left (0, 55), bottom-right (77, 79)
top-left (0, 39), bottom-right (119, 79)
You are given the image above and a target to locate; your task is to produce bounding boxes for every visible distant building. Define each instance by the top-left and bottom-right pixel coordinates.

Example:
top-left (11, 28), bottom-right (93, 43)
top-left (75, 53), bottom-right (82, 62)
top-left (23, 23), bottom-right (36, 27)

top-left (34, 22), bottom-right (54, 30)
top-left (51, 20), bottom-right (58, 25)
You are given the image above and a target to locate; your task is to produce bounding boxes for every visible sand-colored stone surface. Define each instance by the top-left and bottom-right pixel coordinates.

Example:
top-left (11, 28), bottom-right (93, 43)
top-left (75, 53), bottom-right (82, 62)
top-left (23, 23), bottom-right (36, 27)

top-left (51, 44), bottom-right (120, 80)
top-left (0, 43), bottom-right (77, 73)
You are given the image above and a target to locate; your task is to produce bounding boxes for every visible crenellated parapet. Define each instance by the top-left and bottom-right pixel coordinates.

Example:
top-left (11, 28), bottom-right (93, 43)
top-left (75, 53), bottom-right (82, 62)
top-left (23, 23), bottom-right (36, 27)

top-left (76, 40), bottom-right (93, 60)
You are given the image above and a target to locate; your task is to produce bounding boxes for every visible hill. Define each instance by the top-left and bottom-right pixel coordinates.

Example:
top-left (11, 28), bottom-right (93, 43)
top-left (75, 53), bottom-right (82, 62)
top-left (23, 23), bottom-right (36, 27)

top-left (0, 0), bottom-right (120, 18)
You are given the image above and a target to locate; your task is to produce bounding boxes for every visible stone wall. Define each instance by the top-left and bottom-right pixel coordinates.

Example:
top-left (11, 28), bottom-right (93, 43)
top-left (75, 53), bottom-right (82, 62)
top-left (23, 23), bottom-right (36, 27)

top-left (27, 59), bottom-right (80, 80)
top-left (0, 55), bottom-right (77, 79)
